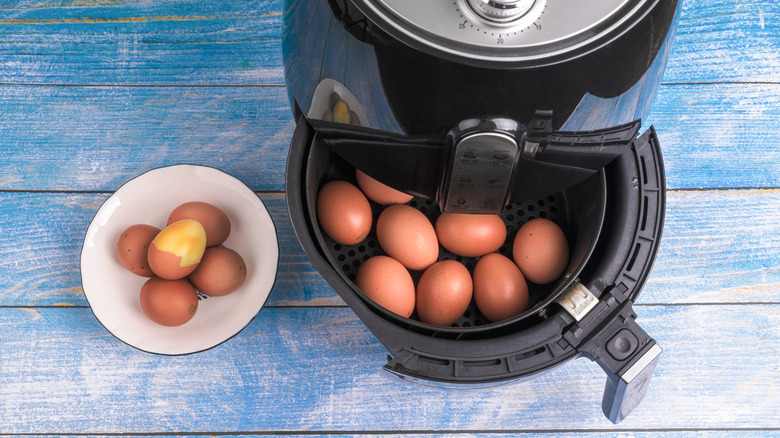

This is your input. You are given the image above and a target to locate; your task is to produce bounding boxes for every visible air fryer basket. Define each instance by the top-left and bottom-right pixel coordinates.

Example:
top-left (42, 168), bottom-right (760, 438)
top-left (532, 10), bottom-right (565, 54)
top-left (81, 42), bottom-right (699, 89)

top-left (297, 118), bottom-right (606, 338)
top-left (287, 116), bottom-right (667, 424)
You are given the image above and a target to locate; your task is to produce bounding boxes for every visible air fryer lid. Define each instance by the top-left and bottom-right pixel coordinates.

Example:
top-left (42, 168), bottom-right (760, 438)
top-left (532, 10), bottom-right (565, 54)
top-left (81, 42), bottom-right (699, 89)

top-left (354, 0), bottom-right (658, 65)
top-left (317, 0), bottom-right (679, 136)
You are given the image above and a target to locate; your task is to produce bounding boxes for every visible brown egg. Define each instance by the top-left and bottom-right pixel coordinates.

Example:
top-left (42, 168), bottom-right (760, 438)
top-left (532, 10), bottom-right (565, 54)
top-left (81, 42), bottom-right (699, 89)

top-left (473, 253), bottom-right (529, 323)
top-left (355, 255), bottom-right (416, 318)
top-left (316, 180), bottom-right (373, 246)
top-left (188, 247), bottom-right (247, 297)
top-left (376, 204), bottom-right (439, 271)
top-left (416, 260), bottom-right (473, 327)
top-left (435, 213), bottom-right (506, 258)
top-left (512, 218), bottom-right (570, 284)
top-left (139, 277), bottom-right (199, 327)
top-left (116, 224), bottom-right (160, 277)
top-left (167, 201), bottom-right (231, 247)
top-left (355, 169), bottom-right (413, 205)
top-left (147, 219), bottom-right (207, 280)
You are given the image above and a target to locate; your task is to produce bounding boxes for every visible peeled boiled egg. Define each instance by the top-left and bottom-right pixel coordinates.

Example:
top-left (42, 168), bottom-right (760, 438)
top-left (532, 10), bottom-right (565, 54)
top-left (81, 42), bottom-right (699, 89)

top-left (316, 180), bottom-right (373, 246)
top-left (473, 253), bottom-right (529, 323)
top-left (188, 246), bottom-right (247, 297)
top-left (435, 213), bottom-right (506, 258)
top-left (116, 224), bottom-right (160, 277)
top-left (147, 219), bottom-right (207, 280)
top-left (139, 277), bottom-right (199, 327)
top-left (355, 255), bottom-right (416, 318)
top-left (167, 201), bottom-right (231, 247)
top-left (355, 169), bottom-right (413, 206)
top-left (512, 218), bottom-right (570, 284)
top-left (416, 260), bottom-right (473, 327)
top-left (376, 204), bottom-right (439, 271)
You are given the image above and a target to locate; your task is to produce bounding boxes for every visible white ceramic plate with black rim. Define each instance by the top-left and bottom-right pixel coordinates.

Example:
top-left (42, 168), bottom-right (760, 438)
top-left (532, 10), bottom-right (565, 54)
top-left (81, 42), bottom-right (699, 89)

top-left (81, 164), bottom-right (279, 355)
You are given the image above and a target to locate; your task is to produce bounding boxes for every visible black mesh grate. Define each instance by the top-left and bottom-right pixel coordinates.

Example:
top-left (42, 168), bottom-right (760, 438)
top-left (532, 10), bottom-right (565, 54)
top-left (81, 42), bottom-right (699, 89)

top-left (321, 192), bottom-right (569, 329)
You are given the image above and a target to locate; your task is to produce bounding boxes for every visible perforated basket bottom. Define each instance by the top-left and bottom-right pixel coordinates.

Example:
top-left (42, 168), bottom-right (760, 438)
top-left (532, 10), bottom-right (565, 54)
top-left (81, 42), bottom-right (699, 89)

top-left (322, 193), bottom-right (569, 329)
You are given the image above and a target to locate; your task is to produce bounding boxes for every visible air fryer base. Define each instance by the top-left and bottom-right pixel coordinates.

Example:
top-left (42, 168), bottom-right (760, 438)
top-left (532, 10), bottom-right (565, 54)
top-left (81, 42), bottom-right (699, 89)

top-left (286, 118), bottom-right (665, 423)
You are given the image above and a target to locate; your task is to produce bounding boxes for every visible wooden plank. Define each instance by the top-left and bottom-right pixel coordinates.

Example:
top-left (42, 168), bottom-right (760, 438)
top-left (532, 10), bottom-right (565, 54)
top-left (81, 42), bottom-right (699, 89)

top-left (646, 83), bottom-right (780, 189)
top-left (647, 188), bottom-right (780, 305)
top-left (0, 0), bottom-right (285, 86)
top-left (0, 84), bottom-right (296, 192)
top-left (1, 82), bottom-right (780, 192)
top-left (0, 304), bottom-right (777, 432)
top-left (1, 189), bottom-right (778, 307)
top-left (663, 0), bottom-right (780, 84)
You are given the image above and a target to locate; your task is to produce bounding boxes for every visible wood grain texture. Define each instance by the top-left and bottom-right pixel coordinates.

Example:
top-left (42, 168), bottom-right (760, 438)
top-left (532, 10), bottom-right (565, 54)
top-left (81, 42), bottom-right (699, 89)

top-left (646, 83), bottom-right (780, 189)
top-left (0, 84), bottom-right (295, 192)
top-left (0, 305), bottom-right (777, 433)
top-left (0, 0), bottom-right (285, 86)
top-left (0, 81), bottom-right (779, 192)
top-left (648, 189), bottom-right (780, 304)
top-left (1, 189), bottom-right (778, 307)
top-left (663, 0), bottom-right (780, 84)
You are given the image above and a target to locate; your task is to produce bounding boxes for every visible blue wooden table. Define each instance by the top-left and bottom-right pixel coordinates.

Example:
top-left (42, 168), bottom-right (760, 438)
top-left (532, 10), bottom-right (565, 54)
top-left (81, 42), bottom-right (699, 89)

top-left (2, 0), bottom-right (779, 435)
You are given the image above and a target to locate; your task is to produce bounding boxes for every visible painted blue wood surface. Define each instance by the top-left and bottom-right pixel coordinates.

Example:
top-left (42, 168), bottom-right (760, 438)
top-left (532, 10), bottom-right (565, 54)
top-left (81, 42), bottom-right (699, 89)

top-left (0, 305), bottom-right (778, 433)
top-left (663, 0), bottom-right (780, 84)
top-left (1, 0), bottom-right (779, 435)
top-left (0, 0), bottom-right (285, 86)
top-left (646, 83), bottom-right (780, 189)
top-left (0, 84), bottom-right (295, 192)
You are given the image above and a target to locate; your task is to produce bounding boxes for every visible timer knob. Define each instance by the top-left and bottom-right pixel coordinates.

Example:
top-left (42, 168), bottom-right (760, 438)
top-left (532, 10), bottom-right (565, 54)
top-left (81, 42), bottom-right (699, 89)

top-left (466, 0), bottom-right (538, 25)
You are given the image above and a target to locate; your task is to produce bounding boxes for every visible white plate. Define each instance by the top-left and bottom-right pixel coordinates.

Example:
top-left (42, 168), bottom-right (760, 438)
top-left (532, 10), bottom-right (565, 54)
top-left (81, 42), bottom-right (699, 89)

top-left (81, 164), bottom-right (279, 355)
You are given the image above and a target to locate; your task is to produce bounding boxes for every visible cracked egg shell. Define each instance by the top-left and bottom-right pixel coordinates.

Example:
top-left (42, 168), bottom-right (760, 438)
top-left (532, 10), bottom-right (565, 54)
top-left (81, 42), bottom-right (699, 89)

top-left (148, 219), bottom-right (207, 280)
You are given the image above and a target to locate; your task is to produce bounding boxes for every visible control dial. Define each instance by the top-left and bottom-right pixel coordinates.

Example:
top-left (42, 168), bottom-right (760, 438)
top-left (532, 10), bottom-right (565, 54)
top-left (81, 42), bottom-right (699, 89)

top-left (467, 0), bottom-right (538, 25)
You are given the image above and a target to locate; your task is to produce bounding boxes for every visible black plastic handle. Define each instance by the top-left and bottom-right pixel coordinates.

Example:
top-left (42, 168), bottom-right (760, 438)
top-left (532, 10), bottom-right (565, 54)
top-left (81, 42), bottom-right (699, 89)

top-left (560, 286), bottom-right (662, 424)
top-left (564, 127), bottom-right (666, 423)
top-left (527, 119), bottom-right (641, 171)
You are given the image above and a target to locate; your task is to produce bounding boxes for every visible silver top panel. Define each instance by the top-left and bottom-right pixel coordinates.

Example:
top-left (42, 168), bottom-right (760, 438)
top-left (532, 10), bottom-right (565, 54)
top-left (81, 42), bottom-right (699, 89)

top-left (364, 0), bottom-right (648, 63)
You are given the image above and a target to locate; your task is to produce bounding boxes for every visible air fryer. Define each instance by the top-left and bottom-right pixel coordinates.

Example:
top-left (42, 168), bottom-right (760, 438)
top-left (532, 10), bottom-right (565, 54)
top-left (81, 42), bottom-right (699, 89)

top-left (282, 0), bottom-right (680, 424)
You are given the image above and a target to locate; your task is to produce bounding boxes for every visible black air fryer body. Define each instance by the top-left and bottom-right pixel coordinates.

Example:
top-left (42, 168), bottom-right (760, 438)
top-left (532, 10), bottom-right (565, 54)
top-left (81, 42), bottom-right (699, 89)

top-left (283, 0), bottom-right (681, 423)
